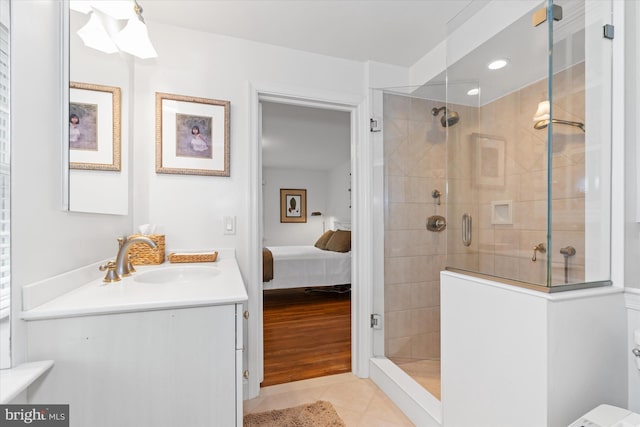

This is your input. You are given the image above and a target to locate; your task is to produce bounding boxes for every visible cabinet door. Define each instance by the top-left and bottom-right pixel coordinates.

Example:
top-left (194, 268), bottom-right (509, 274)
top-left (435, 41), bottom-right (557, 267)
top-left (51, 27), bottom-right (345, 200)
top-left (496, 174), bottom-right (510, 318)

top-left (27, 305), bottom-right (237, 427)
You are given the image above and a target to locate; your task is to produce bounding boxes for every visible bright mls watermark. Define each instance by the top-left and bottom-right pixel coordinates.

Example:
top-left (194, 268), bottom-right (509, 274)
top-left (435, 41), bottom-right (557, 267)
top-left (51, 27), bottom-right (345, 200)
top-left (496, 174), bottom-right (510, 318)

top-left (0, 405), bottom-right (68, 426)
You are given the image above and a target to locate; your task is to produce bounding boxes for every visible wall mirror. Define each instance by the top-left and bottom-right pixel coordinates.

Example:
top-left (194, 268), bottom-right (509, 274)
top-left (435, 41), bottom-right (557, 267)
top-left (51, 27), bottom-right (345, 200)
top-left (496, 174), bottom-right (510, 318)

top-left (64, 1), bottom-right (132, 215)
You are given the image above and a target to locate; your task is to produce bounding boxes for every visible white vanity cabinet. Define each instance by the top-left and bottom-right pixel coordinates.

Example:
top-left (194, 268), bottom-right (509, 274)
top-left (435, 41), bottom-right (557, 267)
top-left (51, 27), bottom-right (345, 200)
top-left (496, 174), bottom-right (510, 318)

top-left (25, 303), bottom-right (244, 427)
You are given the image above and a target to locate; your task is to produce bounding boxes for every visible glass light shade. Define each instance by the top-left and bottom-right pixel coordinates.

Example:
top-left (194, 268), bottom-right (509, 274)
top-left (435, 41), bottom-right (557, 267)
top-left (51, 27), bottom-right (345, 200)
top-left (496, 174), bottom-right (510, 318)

top-left (113, 17), bottom-right (158, 59)
top-left (533, 100), bottom-right (550, 121)
top-left (77, 13), bottom-right (119, 54)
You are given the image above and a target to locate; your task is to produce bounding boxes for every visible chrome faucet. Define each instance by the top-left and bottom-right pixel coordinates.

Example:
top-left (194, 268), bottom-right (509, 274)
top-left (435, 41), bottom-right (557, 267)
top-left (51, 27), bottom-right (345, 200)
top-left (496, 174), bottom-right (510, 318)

top-left (114, 235), bottom-right (157, 278)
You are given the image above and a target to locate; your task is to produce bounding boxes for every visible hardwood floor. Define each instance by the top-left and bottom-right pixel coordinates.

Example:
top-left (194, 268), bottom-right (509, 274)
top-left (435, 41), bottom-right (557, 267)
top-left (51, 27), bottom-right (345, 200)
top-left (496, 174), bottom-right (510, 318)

top-left (262, 287), bottom-right (351, 387)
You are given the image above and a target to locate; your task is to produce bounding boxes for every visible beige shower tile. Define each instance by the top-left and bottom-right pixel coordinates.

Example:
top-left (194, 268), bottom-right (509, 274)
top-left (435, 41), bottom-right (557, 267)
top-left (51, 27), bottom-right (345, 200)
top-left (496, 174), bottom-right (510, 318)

top-left (519, 169), bottom-right (548, 201)
top-left (494, 229), bottom-right (521, 257)
top-left (504, 137), bottom-right (527, 176)
top-left (519, 230), bottom-right (547, 256)
top-left (550, 132), bottom-right (585, 168)
top-left (410, 281), bottom-right (440, 309)
top-left (387, 176), bottom-right (433, 204)
top-left (385, 310), bottom-right (414, 339)
top-left (515, 128), bottom-right (547, 172)
top-left (410, 333), bottom-right (436, 359)
top-left (448, 136), bottom-right (473, 180)
top-left (409, 97), bottom-right (430, 122)
top-left (550, 231), bottom-right (585, 265)
top-left (432, 330), bottom-right (441, 358)
top-left (384, 93), bottom-right (411, 120)
top-left (386, 230), bottom-right (445, 257)
top-left (447, 203), bottom-right (477, 230)
top-left (384, 283), bottom-right (412, 312)
top-left (433, 308), bottom-right (441, 334)
top-left (478, 254), bottom-right (495, 276)
top-left (447, 253), bottom-right (479, 272)
top-left (386, 202), bottom-right (429, 231)
top-left (416, 142), bottom-right (447, 179)
top-left (384, 256), bottom-right (432, 284)
top-left (551, 198), bottom-right (585, 231)
top-left (408, 120), bottom-right (430, 148)
top-left (478, 203), bottom-right (493, 229)
top-left (447, 179), bottom-right (474, 204)
top-left (514, 200), bottom-right (547, 230)
top-left (387, 336), bottom-right (412, 359)
top-left (411, 308), bottom-right (433, 335)
top-left (477, 173), bottom-right (521, 205)
top-left (478, 228), bottom-right (495, 254)
top-left (517, 256), bottom-right (547, 286)
top-left (551, 261), bottom-right (585, 286)
top-left (551, 164), bottom-right (586, 199)
top-left (493, 255), bottom-right (520, 280)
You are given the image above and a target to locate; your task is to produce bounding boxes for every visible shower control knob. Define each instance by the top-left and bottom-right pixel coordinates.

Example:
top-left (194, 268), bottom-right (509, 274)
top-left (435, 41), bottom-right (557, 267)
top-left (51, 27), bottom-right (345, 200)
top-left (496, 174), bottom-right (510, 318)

top-left (427, 215), bottom-right (446, 232)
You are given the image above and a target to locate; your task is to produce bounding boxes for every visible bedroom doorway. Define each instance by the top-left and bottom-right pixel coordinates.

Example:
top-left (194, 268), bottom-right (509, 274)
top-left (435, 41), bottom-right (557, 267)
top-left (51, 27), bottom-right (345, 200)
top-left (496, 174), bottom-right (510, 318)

top-left (260, 100), bottom-right (353, 386)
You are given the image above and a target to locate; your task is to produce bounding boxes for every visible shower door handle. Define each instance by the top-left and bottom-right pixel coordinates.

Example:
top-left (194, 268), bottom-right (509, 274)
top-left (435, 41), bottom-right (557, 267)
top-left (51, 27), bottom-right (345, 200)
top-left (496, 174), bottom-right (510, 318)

top-left (462, 213), bottom-right (472, 247)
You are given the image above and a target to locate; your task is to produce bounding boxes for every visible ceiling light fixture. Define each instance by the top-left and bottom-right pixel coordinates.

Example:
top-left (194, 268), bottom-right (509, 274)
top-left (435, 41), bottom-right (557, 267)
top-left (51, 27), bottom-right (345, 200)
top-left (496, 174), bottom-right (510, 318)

top-left (113, 0), bottom-right (158, 59)
top-left (72, 0), bottom-right (157, 59)
top-left (487, 59), bottom-right (509, 70)
top-left (467, 88), bottom-right (479, 96)
top-left (76, 12), bottom-right (119, 54)
top-left (532, 100), bottom-right (585, 132)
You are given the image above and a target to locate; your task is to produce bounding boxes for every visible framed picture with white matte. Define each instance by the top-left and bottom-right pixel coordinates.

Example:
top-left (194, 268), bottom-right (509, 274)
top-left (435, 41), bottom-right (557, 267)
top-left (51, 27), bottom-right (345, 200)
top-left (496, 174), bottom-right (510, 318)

top-left (155, 92), bottom-right (230, 176)
top-left (280, 189), bottom-right (307, 223)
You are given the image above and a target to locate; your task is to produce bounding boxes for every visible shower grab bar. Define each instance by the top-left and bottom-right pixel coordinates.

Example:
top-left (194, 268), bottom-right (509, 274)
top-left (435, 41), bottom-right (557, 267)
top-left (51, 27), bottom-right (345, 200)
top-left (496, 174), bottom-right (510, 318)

top-left (462, 213), bottom-right (472, 247)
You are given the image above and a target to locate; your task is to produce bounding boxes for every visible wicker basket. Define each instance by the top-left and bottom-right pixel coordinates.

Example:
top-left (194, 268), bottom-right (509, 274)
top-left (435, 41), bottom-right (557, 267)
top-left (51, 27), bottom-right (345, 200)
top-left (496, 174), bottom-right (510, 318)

top-left (129, 234), bottom-right (165, 265)
top-left (168, 251), bottom-right (218, 263)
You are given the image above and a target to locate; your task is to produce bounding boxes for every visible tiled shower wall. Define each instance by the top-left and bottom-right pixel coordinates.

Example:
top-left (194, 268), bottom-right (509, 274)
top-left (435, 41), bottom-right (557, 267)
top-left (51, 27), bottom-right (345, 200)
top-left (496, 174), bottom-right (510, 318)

top-left (447, 63), bottom-right (586, 285)
top-left (383, 94), bottom-right (446, 362)
top-left (382, 63), bottom-right (586, 360)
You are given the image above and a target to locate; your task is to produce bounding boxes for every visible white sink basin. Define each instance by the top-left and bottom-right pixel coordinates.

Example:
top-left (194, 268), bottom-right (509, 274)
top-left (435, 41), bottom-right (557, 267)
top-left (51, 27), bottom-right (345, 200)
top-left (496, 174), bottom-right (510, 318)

top-left (133, 266), bottom-right (221, 285)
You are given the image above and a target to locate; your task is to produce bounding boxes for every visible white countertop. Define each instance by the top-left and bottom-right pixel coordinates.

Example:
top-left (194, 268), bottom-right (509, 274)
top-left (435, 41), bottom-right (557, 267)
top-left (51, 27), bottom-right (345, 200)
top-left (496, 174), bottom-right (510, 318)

top-left (21, 257), bottom-right (248, 321)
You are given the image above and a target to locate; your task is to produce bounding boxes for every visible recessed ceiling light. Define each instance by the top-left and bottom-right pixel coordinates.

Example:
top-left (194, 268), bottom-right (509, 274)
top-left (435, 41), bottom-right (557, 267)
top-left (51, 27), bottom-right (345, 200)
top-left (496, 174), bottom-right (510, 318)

top-left (488, 59), bottom-right (509, 70)
top-left (467, 88), bottom-right (479, 96)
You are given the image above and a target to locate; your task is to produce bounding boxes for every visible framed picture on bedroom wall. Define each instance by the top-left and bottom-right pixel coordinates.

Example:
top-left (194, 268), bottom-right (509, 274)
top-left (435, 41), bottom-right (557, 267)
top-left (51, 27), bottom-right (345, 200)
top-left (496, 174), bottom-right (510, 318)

top-left (280, 189), bottom-right (307, 223)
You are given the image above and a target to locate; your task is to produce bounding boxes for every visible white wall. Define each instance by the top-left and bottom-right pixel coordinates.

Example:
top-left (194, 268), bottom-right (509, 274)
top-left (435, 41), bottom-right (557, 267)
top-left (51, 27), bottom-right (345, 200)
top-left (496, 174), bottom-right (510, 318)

top-left (326, 160), bottom-right (351, 230)
top-left (263, 167), bottom-right (328, 246)
top-left (132, 21), bottom-right (365, 275)
top-left (11, 0), bottom-right (133, 366)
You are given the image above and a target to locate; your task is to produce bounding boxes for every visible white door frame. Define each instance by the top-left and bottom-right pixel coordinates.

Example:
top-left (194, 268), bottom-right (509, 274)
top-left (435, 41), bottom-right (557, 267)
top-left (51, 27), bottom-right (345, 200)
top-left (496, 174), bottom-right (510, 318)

top-left (246, 81), bottom-right (373, 399)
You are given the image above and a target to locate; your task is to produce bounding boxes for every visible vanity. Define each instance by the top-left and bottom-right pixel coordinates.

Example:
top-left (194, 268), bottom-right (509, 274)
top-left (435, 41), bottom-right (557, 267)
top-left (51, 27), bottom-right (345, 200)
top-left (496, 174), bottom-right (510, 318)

top-left (20, 250), bottom-right (247, 427)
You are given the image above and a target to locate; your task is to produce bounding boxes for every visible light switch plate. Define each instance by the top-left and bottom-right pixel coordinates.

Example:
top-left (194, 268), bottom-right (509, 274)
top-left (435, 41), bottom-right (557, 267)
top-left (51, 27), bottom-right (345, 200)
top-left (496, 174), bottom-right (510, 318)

top-left (224, 216), bottom-right (236, 235)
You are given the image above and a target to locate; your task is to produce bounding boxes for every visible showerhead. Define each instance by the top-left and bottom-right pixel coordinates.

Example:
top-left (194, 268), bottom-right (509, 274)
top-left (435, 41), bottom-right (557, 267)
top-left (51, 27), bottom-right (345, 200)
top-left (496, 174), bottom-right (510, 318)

top-left (431, 106), bottom-right (460, 127)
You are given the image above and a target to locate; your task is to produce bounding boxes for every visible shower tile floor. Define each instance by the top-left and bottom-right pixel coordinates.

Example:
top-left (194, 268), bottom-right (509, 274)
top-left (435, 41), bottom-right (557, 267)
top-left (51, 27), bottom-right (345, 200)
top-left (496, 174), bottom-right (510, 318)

top-left (393, 359), bottom-right (441, 400)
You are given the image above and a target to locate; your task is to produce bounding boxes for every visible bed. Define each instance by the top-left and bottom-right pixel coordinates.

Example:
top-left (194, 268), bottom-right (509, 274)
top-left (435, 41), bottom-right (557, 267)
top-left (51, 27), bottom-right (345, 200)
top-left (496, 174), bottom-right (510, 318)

top-left (263, 223), bottom-right (352, 290)
top-left (262, 245), bottom-right (351, 290)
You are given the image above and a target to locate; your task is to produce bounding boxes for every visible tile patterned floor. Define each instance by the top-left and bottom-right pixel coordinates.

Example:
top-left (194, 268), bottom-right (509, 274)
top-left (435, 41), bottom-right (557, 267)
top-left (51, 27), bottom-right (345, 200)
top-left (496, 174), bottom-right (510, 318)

top-left (244, 373), bottom-right (415, 426)
top-left (395, 359), bottom-right (441, 400)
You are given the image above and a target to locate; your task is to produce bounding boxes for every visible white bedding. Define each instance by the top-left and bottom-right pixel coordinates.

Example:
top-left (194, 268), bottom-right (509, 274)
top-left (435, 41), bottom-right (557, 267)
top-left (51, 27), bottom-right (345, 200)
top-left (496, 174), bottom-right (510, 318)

top-left (263, 246), bottom-right (351, 290)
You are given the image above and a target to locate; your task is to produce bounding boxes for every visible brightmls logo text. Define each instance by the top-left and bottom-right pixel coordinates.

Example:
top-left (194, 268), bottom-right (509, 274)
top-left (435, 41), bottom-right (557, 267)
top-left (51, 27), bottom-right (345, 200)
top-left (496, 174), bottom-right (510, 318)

top-left (4, 408), bottom-right (46, 423)
top-left (0, 405), bottom-right (68, 426)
